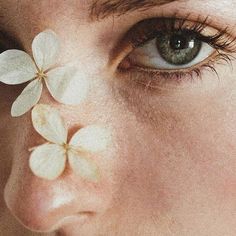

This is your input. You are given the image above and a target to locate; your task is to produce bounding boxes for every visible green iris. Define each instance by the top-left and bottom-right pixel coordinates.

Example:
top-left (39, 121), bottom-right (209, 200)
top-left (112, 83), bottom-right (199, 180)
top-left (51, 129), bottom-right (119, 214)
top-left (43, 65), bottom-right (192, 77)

top-left (156, 31), bottom-right (202, 66)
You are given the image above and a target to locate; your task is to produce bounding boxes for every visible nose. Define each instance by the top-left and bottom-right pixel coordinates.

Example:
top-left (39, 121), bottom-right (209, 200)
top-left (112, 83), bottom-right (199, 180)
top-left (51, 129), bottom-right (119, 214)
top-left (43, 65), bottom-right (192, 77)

top-left (3, 125), bottom-right (105, 233)
top-left (4, 170), bottom-right (95, 232)
top-left (3, 90), bottom-right (112, 233)
top-left (4, 166), bottom-right (108, 232)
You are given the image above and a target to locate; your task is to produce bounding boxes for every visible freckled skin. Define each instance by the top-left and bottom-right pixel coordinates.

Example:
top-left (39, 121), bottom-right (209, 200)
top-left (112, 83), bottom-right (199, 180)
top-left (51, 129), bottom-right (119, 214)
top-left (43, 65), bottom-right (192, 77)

top-left (1, 0), bottom-right (236, 236)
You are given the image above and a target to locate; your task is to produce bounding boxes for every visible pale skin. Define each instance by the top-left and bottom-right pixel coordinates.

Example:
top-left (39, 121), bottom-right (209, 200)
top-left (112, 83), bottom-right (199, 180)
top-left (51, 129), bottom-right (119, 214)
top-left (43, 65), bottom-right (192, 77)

top-left (1, 0), bottom-right (236, 235)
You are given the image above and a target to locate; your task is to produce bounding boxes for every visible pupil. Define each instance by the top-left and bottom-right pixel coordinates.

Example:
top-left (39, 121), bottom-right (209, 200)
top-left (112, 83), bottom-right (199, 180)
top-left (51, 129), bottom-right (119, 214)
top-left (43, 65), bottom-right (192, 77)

top-left (170, 34), bottom-right (188, 50)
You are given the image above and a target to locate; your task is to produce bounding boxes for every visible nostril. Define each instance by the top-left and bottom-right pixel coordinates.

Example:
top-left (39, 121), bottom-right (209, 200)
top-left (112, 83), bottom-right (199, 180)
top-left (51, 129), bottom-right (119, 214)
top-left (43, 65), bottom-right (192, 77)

top-left (78, 211), bottom-right (95, 216)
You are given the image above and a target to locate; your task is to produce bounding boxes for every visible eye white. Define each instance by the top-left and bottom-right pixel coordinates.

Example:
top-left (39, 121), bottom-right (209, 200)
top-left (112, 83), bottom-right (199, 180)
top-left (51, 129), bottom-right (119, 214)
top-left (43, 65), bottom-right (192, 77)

top-left (128, 38), bottom-right (215, 70)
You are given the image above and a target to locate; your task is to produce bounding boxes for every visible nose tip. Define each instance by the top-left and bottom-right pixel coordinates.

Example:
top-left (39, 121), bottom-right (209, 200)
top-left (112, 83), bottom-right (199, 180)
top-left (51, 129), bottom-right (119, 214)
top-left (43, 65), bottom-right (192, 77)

top-left (4, 175), bottom-right (77, 232)
top-left (4, 170), bottom-right (100, 233)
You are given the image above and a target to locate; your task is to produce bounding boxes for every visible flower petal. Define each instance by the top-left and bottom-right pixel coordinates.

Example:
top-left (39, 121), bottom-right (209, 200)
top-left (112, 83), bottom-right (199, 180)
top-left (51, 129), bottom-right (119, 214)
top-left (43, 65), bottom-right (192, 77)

top-left (69, 125), bottom-right (111, 153)
top-left (68, 150), bottom-right (99, 182)
top-left (29, 143), bottom-right (66, 180)
top-left (0, 50), bottom-right (36, 84)
top-left (32, 30), bottom-right (60, 70)
top-left (46, 66), bottom-right (89, 105)
top-left (11, 79), bottom-right (43, 117)
top-left (32, 104), bottom-right (67, 144)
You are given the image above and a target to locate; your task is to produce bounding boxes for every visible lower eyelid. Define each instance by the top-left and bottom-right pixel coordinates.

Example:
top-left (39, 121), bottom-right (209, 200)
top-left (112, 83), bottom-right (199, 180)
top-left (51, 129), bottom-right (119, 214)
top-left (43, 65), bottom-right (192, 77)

top-left (117, 68), bottom-right (194, 93)
top-left (117, 49), bottom-right (230, 91)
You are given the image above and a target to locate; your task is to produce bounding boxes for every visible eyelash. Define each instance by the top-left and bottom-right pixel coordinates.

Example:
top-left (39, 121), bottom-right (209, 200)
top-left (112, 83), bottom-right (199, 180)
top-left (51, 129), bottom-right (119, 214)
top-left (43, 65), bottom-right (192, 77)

top-left (118, 16), bottom-right (236, 88)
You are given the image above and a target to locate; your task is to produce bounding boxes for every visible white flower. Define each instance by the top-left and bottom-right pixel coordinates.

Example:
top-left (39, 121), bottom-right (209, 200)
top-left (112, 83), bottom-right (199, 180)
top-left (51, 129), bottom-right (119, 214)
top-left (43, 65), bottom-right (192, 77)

top-left (0, 30), bottom-right (89, 117)
top-left (29, 104), bottom-right (112, 181)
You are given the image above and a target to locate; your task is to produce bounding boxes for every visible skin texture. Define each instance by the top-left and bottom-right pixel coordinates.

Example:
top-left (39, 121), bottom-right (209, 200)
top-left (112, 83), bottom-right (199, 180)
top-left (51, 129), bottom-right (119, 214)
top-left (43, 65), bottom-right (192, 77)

top-left (1, 0), bottom-right (236, 235)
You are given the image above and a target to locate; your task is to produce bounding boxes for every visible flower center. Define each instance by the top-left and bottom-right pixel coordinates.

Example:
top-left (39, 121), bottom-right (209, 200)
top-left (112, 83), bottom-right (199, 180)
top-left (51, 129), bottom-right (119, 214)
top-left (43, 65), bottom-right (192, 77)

top-left (36, 70), bottom-right (47, 80)
top-left (63, 143), bottom-right (71, 152)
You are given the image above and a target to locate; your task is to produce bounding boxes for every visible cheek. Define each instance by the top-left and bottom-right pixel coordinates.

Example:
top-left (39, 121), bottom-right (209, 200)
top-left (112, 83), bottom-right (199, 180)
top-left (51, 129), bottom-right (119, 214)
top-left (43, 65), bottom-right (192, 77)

top-left (153, 92), bottom-right (236, 217)
top-left (116, 78), bottom-right (236, 213)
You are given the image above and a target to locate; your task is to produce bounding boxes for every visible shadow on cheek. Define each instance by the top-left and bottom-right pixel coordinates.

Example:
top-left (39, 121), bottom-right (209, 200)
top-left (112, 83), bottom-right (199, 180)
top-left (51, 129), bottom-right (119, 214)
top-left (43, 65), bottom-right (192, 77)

top-left (0, 144), bottom-right (12, 211)
top-left (0, 83), bottom-right (26, 106)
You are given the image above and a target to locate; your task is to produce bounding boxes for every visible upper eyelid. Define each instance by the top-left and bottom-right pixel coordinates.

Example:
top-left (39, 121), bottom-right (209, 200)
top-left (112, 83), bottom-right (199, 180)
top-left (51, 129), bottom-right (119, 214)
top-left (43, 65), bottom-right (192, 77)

top-left (111, 15), bottom-right (236, 63)
top-left (127, 17), bottom-right (225, 44)
top-left (117, 13), bottom-right (235, 47)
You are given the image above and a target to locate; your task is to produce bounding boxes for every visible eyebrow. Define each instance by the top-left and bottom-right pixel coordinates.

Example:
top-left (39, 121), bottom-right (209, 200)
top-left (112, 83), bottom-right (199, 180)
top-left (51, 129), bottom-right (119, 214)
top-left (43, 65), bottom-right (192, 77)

top-left (90, 0), bottom-right (182, 20)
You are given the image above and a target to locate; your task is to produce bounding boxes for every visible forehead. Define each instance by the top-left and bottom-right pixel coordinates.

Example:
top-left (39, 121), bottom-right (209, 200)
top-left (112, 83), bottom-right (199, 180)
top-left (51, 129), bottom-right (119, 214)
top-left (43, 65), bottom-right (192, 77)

top-left (0, 0), bottom-right (94, 46)
top-left (0, 0), bottom-right (91, 19)
top-left (0, 0), bottom-right (178, 22)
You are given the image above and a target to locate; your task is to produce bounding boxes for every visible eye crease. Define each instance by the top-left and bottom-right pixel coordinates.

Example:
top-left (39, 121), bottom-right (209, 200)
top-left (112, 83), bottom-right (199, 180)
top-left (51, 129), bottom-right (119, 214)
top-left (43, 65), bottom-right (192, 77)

top-left (117, 16), bottom-right (236, 87)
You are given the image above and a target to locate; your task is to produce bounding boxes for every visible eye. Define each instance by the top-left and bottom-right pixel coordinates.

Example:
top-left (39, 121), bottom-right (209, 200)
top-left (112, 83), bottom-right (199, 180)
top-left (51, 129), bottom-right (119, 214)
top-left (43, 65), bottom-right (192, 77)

top-left (117, 17), bottom-right (236, 87)
top-left (128, 30), bottom-right (214, 70)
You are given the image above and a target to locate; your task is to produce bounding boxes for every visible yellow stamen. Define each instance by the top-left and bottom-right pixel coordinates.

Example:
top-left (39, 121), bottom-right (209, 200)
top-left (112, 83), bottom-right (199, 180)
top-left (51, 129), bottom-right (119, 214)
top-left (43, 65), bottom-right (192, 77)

top-left (36, 70), bottom-right (47, 80)
top-left (63, 143), bottom-right (70, 152)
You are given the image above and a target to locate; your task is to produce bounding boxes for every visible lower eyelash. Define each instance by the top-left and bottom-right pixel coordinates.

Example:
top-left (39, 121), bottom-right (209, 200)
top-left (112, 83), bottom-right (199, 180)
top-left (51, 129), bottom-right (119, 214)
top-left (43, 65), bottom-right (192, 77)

top-left (118, 50), bottom-right (234, 89)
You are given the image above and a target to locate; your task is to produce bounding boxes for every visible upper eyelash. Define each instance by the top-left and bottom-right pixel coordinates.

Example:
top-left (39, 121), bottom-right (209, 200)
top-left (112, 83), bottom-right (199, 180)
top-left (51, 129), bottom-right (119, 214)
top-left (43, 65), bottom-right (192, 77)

top-left (117, 15), bottom-right (236, 90)
top-left (129, 16), bottom-right (236, 54)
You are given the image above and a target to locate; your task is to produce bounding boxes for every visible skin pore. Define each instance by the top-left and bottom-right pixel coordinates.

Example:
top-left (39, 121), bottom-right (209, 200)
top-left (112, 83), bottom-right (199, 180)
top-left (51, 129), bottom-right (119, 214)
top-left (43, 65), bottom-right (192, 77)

top-left (1, 0), bottom-right (236, 235)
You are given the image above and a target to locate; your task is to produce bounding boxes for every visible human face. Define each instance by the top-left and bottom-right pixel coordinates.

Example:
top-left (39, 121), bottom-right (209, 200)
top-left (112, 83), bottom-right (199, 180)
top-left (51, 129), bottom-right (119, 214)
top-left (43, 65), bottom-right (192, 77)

top-left (1, 0), bottom-right (236, 235)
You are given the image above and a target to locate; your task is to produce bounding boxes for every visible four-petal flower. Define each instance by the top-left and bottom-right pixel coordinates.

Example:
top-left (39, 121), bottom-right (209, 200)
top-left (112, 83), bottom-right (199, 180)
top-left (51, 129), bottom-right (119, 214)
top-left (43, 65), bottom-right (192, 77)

top-left (29, 104), bottom-right (112, 181)
top-left (0, 30), bottom-right (89, 117)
